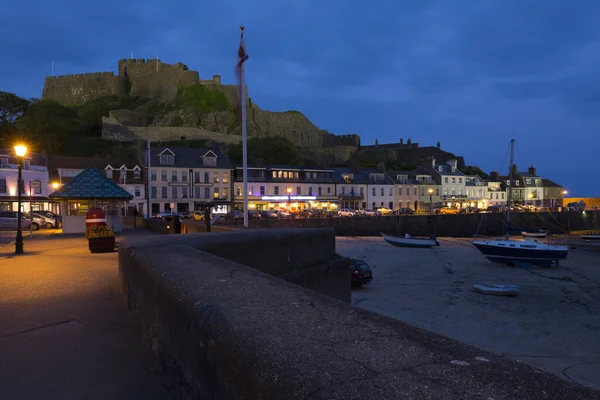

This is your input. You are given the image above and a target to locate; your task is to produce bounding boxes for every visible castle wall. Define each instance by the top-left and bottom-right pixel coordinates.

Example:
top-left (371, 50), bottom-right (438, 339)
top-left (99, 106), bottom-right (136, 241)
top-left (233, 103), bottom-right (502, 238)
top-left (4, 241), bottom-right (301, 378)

top-left (42, 72), bottom-right (120, 105)
top-left (117, 58), bottom-right (200, 99)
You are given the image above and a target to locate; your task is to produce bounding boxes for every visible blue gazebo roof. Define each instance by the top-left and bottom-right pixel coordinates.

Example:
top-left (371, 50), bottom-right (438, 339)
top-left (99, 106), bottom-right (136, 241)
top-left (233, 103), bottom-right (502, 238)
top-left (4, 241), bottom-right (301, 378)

top-left (49, 166), bottom-right (133, 200)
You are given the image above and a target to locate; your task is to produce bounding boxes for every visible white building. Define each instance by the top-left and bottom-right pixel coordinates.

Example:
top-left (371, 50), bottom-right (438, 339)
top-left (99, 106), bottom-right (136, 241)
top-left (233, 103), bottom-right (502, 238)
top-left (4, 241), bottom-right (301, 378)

top-left (421, 158), bottom-right (467, 208)
top-left (364, 170), bottom-right (395, 210)
top-left (465, 175), bottom-right (489, 209)
top-left (0, 149), bottom-right (51, 212)
top-left (148, 147), bottom-right (234, 215)
top-left (334, 168), bottom-right (368, 210)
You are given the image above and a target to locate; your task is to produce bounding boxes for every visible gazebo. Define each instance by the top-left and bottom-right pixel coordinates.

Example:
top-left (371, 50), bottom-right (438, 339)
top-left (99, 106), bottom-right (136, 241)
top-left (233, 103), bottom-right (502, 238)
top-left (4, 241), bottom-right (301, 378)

top-left (49, 166), bottom-right (133, 234)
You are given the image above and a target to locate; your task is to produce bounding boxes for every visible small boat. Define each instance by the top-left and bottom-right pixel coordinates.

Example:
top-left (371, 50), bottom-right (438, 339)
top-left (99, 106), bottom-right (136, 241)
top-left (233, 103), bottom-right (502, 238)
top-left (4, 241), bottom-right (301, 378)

top-left (381, 232), bottom-right (440, 248)
top-left (472, 139), bottom-right (568, 268)
top-left (581, 234), bottom-right (600, 241)
top-left (473, 284), bottom-right (520, 297)
top-left (521, 230), bottom-right (549, 238)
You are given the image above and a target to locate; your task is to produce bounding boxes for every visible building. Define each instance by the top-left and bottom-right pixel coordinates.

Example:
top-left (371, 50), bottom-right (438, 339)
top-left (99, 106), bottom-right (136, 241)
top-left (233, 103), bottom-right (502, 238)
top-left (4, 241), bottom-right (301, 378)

top-left (233, 165), bottom-right (338, 212)
top-left (487, 172), bottom-right (507, 206)
top-left (541, 179), bottom-right (565, 208)
top-left (388, 170), bottom-right (441, 211)
top-left (420, 158), bottom-right (467, 208)
top-left (148, 147), bottom-right (234, 215)
top-left (499, 165), bottom-right (542, 206)
top-left (363, 170), bottom-right (395, 210)
top-left (48, 156), bottom-right (145, 216)
top-left (0, 149), bottom-right (51, 212)
top-left (465, 175), bottom-right (489, 209)
top-left (334, 168), bottom-right (368, 210)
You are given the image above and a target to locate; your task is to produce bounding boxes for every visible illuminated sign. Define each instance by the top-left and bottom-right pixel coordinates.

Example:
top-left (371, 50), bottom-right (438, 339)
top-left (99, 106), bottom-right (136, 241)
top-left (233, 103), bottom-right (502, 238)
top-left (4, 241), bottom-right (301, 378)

top-left (261, 195), bottom-right (317, 201)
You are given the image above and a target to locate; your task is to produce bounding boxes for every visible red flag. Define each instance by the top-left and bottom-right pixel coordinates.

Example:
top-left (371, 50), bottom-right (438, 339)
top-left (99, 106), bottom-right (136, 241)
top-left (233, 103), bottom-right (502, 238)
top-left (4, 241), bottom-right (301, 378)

top-left (235, 29), bottom-right (249, 122)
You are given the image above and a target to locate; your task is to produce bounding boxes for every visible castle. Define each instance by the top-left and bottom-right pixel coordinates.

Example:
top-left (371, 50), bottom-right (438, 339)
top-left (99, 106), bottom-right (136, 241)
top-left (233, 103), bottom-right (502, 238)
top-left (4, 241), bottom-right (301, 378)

top-left (42, 58), bottom-right (239, 105)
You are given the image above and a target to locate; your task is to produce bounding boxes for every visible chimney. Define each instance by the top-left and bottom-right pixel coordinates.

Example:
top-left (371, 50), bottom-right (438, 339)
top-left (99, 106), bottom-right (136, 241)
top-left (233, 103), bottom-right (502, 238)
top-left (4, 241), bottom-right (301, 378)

top-left (400, 138), bottom-right (404, 144)
top-left (511, 164), bottom-right (518, 178)
top-left (528, 165), bottom-right (536, 175)
top-left (490, 171), bottom-right (499, 181)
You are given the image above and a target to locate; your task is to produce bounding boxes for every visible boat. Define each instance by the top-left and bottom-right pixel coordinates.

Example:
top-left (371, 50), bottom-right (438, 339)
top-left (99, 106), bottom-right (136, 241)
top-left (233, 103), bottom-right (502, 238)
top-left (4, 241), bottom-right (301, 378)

top-left (381, 232), bottom-right (439, 248)
top-left (473, 284), bottom-right (520, 297)
top-left (581, 234), bottom-right (600, 241)
top-left (472, 139), bottom-right (568, 267)
top-left (521, 230), bottom-right (549, 238)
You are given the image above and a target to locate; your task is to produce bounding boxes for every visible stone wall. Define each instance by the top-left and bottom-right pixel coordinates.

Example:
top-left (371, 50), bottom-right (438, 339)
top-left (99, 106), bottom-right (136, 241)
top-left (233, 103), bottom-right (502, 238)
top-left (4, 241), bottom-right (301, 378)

top-left (42, 72), bottom-right (120, 105)
top-left (564, 197), bottom-right (600, 209)
top-left (217, 211), bottom-right (599, 237)
top-left (118, 229), bottom-right (598, 399)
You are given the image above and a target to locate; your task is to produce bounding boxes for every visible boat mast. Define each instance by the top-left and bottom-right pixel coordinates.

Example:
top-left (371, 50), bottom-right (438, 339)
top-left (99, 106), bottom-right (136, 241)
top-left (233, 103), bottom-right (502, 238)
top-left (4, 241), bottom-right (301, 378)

top-left (506, 139), bottom-right (515, 240)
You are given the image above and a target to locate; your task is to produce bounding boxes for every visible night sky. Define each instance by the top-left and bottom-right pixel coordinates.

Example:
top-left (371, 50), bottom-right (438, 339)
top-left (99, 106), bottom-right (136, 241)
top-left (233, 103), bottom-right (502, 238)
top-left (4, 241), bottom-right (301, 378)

top-left (2, 1), bottom-right (599, 196)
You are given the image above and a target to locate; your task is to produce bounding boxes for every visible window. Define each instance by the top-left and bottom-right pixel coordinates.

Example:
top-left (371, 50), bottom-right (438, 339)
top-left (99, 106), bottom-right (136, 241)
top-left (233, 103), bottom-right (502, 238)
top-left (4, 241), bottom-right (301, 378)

top-left (0, 158), bottom-right (7, 168)
top-left (420, 187), bottom-right (424, 196)
top-left (389, 187), bottom-right (392, 196)
top-left (274, 186), bottom-right (279, 195)
top-left (341, 187), bottom-right (346, 195)
top-left (135, 186), bottom-right (141, 197)
top-left (372, 202), bottom-right (376, 208)
top-left (380, 188), bottom-right (384, 196)
top-left (161, 170), bottom-right (167, 181)
top-left (222, 188), bottom-right (227, 197)
top-left (296, 186), bottom-right (301, 195)
top-left (151, 187), bottom-right (157, 198)
top-left (204, 188), bottom-right (210, 198)
top-left (444, 177), bottom-right (448, 183)
top-left (398, 187), bottom-right (402, 196)
top-left (526, 179), bottom-right (531, 184)
top-left (502, 193), bottom-right (505, 199)
top-left (496, 193), bottom-right (499, 199)
top-left (372, 187), bottom-right (376, 196)
top-left (134, 169), bottom-right (141, 179)
top-left (195, 187), bottom-right (201, 198)
top-left (182, 171), bottom-right (188, 182)
top-left (151, 170), bottom-right (157, 181)
top-left (182, 187), bottom-right (188, 198)
top-left (0, 178), bottom-right (6, 193)
top-left (213, 173), bottom-right (219, 183)
top-left (414, 188), bottom-right (417, 195)
top-left (236, 187), bottom-right (241, 196)
top-left (327, 187), bottom-right (331, 194)
top-left (204, 172), bottom-right (209, 182)
top-left (223, 172), bottom-right (228, 183)
top-left (23, 159), bottom-right (31, 169)
top-left (213, 187), bottom-right (219, 198)
top-left (171, 187), bottom-right (177, 198)
top-left (106, 169), bottom-right (112, 178)
top-left (194, 171), bottom-right (200, 182)
top-left (172, 171), bottom-right (178, 181)
top-left (308, 187), bottom-right (313, 195)
top-left (436, 188), bottom-right (439, 196)
top-left (452, 178), bottom-right (456, 184)
top-left (160, 154), bottom-right (174, 165)
top-left (161, 187), bottom-right (167, 198)
top-left (260, 186), bottom-right (265, 195)
top-left (203, 156), bottom-right (217, 166)
top-left (406, 187), bottom-right (409, 195)
top-left (360, 187), bottom-right (363, 195)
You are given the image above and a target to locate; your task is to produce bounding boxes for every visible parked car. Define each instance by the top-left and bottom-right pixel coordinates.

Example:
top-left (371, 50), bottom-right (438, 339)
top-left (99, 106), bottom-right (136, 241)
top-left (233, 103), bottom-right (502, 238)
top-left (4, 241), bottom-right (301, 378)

top-left (25, 213), bottom-right (49, 229)
top-left (338, 208), bottom-right (356, 217)
top-left (376, 207), bottom-right (393, 215)
top-left (362, 209), bottom-right (382, 216)
top-left (188, 211), bottom-right (205, 221)
top-left (351, 259), bottom-right (373, 288)
top-left (155, 211), bottom-right (180, 219)
top-left (395, 208), bottom-right (414, 216)
top-left (248, 210), bottom-right (262, 219)
top-left (0, 211), bottom-right (38, 230)
top-left (437, 206), bottom-right (460, 215)
top-left (225, 210), bottom-right (243, 220)
top-left (260, 210), bottom-right (278, 219)
top-left (35, 210), bottom-right (62, 228)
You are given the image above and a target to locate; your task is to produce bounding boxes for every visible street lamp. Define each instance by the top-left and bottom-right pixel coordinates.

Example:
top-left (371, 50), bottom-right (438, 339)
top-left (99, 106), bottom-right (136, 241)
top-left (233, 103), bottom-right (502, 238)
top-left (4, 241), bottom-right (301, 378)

top-left (52, 182), bottom-right (60, 190)
top-left (562, 190), bottom-right (568, 195)
top-left (14, 144), bottom-right (27, 254)
top-left (428, 188), bottom-right (434, 214)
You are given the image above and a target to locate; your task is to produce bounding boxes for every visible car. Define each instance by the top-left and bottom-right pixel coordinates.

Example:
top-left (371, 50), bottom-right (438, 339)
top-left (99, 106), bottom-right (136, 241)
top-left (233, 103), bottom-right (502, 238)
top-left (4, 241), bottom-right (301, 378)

top-left (248, 210), bottom-right (262, 219)
top-left (225, 210), bottom-right (243, 220)
top-left (156, 211), bottom-right (180, 219)
top-left (376, 207), bottom-right (393, 215)
top-left (362, 209), bottom-right (382, 216)
top-left (338, 208), bottom-right (356, 217)
top-left (35, 210), bottom-right (62, 228)
top-left (395, 208), bottom-right (414, 216)
top-left (351, 259), bottom-right (373, 288)
top-left (0, 211), bottom-right (38, 230)
top-left (437, 206), bottom-right (460, 215)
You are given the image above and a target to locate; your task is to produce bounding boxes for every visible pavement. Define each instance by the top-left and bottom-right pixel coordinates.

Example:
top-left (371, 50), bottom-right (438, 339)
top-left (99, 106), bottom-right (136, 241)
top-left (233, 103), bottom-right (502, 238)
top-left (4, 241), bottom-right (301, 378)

top-left (337, 236), bottom-right (600, 390)
top-left (0, 230), bottom-right (172, 400)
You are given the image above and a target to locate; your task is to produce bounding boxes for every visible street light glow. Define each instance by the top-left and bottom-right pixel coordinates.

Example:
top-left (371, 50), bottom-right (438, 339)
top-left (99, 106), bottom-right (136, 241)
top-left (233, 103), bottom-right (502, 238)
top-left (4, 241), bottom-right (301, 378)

top-left (428, 188), bottom-right (434, 194)
top-left (52, 182), bottom-right (60, 189)
top-left (14, 144), bottom-right (27, 157)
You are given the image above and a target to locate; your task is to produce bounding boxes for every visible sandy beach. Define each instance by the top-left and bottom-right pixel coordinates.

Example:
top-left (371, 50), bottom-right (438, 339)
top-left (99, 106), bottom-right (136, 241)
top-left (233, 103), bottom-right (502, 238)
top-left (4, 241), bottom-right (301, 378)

top-left (337, 236), bottom-right (600, 390)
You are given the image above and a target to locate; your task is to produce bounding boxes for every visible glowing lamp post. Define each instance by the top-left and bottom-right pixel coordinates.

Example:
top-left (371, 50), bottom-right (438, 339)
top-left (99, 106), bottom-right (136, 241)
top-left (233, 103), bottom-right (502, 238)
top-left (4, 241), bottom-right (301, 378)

top-left (52, 182), bottom-right (60, 190)
top-left (14, 144), bottom-right (27, 254)
top-left (428, 188), bottom-right (434, 214)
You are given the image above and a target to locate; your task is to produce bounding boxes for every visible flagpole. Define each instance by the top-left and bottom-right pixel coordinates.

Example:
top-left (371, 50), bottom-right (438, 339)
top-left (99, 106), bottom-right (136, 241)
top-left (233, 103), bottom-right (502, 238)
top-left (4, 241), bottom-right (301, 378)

top-left (147, 138), bottom-right (151, 219)
top-left (240, 25), bottom-right (249, 228)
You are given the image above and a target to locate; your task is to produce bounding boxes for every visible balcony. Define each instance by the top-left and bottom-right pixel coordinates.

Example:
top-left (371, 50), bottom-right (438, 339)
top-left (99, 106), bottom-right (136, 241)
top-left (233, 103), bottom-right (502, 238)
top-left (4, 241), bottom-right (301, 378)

top-left (338, 193), bottom-right (364, 201)
top-left (442, 195), bottom-right (468, 200)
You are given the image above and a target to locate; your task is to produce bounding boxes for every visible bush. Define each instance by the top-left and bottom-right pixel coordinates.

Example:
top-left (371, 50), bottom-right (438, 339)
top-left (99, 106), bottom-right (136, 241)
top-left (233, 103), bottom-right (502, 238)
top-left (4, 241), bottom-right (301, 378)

top-left (175, 84), bottom-right (230, 114)
top-left (87, 224), bottom-right (115, 238)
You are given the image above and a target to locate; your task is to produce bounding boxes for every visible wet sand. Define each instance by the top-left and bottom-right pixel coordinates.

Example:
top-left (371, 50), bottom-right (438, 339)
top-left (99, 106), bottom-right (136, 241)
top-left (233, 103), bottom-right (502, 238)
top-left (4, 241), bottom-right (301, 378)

top-left (337, 236), bottom-right (600, 390)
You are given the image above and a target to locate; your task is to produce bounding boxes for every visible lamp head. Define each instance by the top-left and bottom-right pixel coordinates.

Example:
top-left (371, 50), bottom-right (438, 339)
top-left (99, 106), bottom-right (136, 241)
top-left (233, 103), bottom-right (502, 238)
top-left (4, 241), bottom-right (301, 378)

top-left (14, 144), bottom-right (27, 157)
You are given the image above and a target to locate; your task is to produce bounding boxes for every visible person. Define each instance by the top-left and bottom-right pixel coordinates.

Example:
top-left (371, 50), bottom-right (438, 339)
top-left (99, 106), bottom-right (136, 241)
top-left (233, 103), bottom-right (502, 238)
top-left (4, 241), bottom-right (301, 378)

top-left (133, 207), bottom-right (138, 228)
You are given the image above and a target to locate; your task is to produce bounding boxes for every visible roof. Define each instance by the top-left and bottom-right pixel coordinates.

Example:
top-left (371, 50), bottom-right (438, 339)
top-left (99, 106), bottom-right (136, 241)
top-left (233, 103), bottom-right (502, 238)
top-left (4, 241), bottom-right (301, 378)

top-left (48, 156), bottom-right (142, 181)
top-left (333, 168), bottom-right (370, 184)
top-left (542, 179), bottom-right (562, 188)
top-left (386, 170), bottom-right (421, 185)
top-left (150, 147), bottom-right (233, 169)
top-left (0, 149), bottom-right (48, 167)
top-left (49, 166), bottom-right (133, 200)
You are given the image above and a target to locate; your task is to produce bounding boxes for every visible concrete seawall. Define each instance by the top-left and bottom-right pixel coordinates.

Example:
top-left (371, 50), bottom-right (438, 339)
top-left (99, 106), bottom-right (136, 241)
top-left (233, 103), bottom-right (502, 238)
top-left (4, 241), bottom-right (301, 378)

top-left (218, 211), bottom-right (599, 237)
top-left (118, 229), bottom-right (598, 400)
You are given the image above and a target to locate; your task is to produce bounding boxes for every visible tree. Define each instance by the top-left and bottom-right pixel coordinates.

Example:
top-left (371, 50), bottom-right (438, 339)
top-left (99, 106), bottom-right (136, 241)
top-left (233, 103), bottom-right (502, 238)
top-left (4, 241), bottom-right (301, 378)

top-left (375, 138), bottom-right (379, 145)
top-left (0, 91), bottom-right (30, 131)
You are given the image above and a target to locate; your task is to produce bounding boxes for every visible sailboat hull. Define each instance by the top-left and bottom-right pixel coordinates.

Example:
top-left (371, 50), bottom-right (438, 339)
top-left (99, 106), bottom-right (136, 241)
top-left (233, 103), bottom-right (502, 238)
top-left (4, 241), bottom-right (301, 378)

top-left (472, 241), bottom-right (568, 267)
top-left (381, 233), bottom-right (439, 248)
